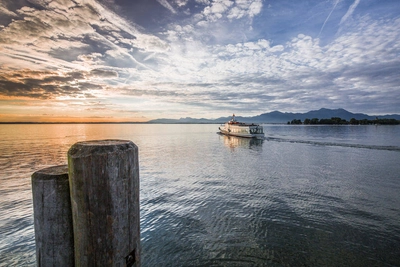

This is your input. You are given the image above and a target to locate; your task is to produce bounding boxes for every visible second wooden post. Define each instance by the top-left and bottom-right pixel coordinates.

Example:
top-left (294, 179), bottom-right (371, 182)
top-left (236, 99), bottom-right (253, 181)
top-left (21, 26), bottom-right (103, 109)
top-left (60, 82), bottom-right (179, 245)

top-left (68, 140), bottom-right (140, 267)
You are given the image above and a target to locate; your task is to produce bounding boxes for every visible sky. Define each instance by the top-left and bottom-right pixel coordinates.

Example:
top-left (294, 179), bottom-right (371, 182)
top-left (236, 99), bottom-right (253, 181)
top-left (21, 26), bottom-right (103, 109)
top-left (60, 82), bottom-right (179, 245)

top-left (0, 0), bottom-right (399, 122)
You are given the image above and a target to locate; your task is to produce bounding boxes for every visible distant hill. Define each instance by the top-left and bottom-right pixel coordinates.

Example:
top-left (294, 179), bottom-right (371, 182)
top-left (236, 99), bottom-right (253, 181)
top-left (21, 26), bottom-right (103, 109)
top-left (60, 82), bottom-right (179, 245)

top-left (148, 117), bottom-right (216, 124)
top-left (148, 108), bottom-right (400, 124)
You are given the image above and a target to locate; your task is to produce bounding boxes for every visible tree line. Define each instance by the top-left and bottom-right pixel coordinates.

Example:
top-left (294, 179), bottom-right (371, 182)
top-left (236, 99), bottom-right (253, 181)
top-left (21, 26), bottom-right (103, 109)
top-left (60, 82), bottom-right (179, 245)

top-left (288, 117), bottom-right (400, 125)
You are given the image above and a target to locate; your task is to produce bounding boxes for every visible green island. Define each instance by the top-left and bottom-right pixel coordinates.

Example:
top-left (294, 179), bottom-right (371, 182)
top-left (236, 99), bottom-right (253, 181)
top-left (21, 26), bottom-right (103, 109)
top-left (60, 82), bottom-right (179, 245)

top-left (288, 117), bottom-right (400, 125)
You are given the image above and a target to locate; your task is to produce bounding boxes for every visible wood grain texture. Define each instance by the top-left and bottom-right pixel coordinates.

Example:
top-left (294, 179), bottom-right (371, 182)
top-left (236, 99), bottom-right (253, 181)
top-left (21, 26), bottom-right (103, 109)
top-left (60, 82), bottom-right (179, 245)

top-left (68, 140), bottom-right (140, 267)
top-left (31, 165), bottom-right (74, 267)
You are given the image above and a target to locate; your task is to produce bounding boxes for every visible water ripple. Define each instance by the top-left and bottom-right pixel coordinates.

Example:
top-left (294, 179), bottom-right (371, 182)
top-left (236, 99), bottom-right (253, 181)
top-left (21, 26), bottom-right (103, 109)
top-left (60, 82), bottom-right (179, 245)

top-left (2, 124), bottom-right (400, 266)
top-left (267, 137), bottom-right (400, 151)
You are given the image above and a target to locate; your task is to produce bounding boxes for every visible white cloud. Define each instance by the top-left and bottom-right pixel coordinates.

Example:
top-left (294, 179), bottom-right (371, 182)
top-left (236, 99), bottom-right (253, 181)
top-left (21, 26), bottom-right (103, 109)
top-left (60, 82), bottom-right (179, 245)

top-left (201, 0), bottom-right (262, 22)
top-left (1, 0), bottom-right (399, 118)
top-left (248, 0), bottom-right (263, 17)
top-left (270, 45), bottom-right (284, 53)
top-left (227, 6), bottom-right (245, 19)
top-left (146, 13), bottom-right (400, 114)
top-left (202, 0), bottom-right (233, 22)
top-left (174, 0), bottom-right (189, 7)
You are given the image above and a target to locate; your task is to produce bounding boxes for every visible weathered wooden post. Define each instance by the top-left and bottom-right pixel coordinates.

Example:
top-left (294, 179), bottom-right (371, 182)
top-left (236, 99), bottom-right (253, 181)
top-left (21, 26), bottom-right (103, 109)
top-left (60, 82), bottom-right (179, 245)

top-left (68, 140), bottom-right (140, 267)
top-left (31, 165), bottom-right (74, 267)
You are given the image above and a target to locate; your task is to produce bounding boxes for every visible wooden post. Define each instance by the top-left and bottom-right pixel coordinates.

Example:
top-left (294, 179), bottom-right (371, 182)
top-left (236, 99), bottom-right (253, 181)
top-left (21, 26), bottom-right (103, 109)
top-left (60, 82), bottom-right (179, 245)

top-left (68, 140), bottom-right (140, 267)
top-left (31, 165), bottom-right (74, 267)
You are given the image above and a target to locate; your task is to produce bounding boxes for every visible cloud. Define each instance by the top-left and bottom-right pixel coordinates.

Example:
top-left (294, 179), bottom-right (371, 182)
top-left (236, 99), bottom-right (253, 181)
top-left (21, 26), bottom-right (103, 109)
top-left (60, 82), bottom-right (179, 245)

top-left (149, 15), bottom-right (400, 114)
top-left (156, 0), bottom-right (177, 14)
top-left (228, 0), bottom-right (262, 19)
top-left (173, 0), bottom-right (189, 7)
top-left (0, 69), bottom-right (103, 99)
top-left (163, 0), bottom-right (264, 46)
top-left (318, 0), bottom-right (340, 37)
top-left (0, 0), bottom-right (399, 120)
top-left (0, 0), bottom-right (170, 77)
top-left (340, 0), bottom-right (360, 25)
top-left (0, 4), bottom-right (18, 17)
top-left (201, 0), bottom-right (262, 22)
top-left (90, 69), bottom-right (119, 78)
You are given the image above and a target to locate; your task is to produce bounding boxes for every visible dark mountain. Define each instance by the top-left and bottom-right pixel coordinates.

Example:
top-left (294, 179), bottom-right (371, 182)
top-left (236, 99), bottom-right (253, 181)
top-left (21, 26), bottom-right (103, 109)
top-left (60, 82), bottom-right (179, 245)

top-left (302, 108), bottom-right (370, 121)
top-left (148, 108), bottom-right (400, 124)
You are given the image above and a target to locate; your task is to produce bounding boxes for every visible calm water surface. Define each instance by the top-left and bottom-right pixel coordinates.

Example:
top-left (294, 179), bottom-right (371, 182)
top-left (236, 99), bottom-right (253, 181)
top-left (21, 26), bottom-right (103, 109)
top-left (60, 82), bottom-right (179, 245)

top-left (0, 124), bottom-right (399, 266)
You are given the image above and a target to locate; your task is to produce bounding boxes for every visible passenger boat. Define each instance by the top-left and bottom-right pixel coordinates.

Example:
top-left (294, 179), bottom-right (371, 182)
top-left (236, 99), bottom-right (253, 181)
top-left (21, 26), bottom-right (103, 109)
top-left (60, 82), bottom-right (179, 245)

top-left (219, 114), bottom-right (265, 139)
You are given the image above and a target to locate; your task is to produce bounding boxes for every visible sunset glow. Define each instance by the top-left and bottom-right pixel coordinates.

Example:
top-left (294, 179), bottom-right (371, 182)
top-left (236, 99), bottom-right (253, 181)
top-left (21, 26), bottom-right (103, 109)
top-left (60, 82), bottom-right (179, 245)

top-left (0, 0), bottom-right (399, 122)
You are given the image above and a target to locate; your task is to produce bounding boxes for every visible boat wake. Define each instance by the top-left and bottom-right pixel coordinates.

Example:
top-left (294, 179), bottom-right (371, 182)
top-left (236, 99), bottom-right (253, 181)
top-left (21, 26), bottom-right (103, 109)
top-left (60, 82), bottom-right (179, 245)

top-left (265, 137), bottom-right (400, 152)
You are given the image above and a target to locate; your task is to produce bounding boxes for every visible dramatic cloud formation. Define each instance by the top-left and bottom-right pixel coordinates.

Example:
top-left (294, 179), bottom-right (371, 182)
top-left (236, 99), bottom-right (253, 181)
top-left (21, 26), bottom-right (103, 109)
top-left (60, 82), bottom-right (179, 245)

top-left (0, 0), bottom-right (399, 121)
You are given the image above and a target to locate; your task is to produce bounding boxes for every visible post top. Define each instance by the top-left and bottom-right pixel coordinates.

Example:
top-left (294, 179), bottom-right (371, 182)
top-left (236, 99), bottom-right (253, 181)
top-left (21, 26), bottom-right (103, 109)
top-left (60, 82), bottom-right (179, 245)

top-left (32, 165), bottom-right (68, 181)
top-left (68, 139), bottom-right (137, 158)
top-left (73, 140), bottom-right (132, 146)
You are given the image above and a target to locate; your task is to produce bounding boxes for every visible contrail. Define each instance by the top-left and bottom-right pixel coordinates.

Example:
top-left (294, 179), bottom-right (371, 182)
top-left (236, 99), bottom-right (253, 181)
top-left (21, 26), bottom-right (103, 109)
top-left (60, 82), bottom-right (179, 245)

top-left (156, 0), bottom-right (176, 14)
top-left (340, 0), bottom-right (361, 25)
top-left (318, 0), bottom-right (340, 38)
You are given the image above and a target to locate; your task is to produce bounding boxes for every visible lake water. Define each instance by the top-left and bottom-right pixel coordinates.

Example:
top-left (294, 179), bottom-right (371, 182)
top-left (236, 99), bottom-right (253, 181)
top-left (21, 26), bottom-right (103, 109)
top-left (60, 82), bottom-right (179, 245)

top-left (1, 124), bottom-right (400, 266)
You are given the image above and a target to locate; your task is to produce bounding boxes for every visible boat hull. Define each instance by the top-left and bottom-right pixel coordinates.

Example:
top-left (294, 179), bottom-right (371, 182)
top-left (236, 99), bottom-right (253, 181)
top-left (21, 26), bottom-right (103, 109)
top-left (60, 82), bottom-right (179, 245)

top-left (219, 129), bottom-right (264, 139)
